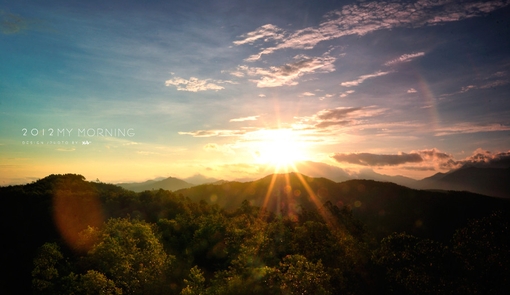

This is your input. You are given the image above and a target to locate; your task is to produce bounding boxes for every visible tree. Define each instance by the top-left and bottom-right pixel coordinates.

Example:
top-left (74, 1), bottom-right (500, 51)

top-left (273, 254), bottom-right (331, 295)
top-left (85, 218), bottom-right (173, 295)
top-left (78, 270), bottom-right (122, 295)
top-left (32, 243), bottom-right (66, 295)
top-left (452, 211), bottom-right (510, 294)
top-left (181, 266), bottom-right (206, 295)
top-left (375, 233), bottom-right (453, 294)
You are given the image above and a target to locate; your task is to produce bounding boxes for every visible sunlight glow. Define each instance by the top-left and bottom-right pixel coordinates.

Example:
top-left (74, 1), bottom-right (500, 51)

top-left (251, 129), bottom-right (308, 172)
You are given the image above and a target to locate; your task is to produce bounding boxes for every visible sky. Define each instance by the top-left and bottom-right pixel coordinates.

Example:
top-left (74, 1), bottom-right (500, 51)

top-left (1, 0), bottom-right (510, 185)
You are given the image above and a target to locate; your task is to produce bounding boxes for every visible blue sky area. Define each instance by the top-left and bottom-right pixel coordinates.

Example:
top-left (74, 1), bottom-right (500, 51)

top-left (1, 0), bottom-right (509, 184)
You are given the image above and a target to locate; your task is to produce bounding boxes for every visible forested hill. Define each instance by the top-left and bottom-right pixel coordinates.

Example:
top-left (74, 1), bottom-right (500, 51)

top-left (175, 172), bottom-right (510, 240)
top-left (1, 173), bottom-right (509, 295)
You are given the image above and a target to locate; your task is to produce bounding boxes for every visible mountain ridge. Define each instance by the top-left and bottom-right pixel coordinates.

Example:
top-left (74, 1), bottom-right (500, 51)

top-left (117, 176), bottom-right (194, 192)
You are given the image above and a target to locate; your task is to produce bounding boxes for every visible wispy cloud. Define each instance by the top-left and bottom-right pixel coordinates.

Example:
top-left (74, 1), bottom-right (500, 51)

top-left (340, 71), bottom-right (391, 87)
top-left (232, 24), bottom-right (285, 46)
top-left (230, 115), bottom-right (259, 122)
top-left (441, 71), bottom-right (509, 96)
top-left (407, 88), bottom-right (418, 93)
top-left (340, 90), bottom-right (355, 98)
top-left (178, 129), bottom-right (247, 137)
top-left (56, 148), bottom-right (76, 152)
top-left (435, 123), bottom-right (510, 136)
top-left (203, 143), bottom-right (235, 155)
top-left (385, 52), bottom-right (425, 66)
top-left (165, 76), bottom-right (233, 92)
top-left (302, 92), bottom-right (315, 97)
top-left (294, 106), bottom-right (386, 130)
top-left (234, 0), bottom-right (508, 61)
top-left (232, 54), bottom-right (336, 87)
top-left (319, 94), bottom-right (334, 100)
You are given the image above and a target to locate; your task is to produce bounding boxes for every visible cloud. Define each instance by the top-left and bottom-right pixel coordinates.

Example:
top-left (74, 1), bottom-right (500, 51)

top-left (332, 148), bottom-right (457, 169)
top-left (302, 92), bottom-right (315, 96)
top-left (340, 71), bottom-right (391, 87)
top-left (332, 148), bottom-right (510, 170)
top-left (460, 149), bottom-right (510, 168)
top-left (318, 94), bottom-right (334, 100)
top-left (332, 152), bottom-right (423, 166)
top-left (315, 120), bottom-right (351, 128)
top-left (230, 115), bottom-right (259, 122)
top-left (165, 76), bottom-right (229, 92)
top-left (441, 71), bottom-right (509, 96)
top-left (203, 143), bottom-right (235, 154)
top-left (232, 24), bottom-right (285, 45)
top-left (402, 166), bottom-right (436, 171)
top-left (442, 81), bottom-right (509, 96)
top-left (435, 123), bottom-right (510, 136)
top-left (385, 52), bottom-right (425, 66)
top-left (233, 54), bottom-right (336, 87)
top-left (340, 90), bottom-right (355, 97)
top-left (258, 94), bottom-right (266, 97)
top-left (56, 148), bottom-right (76, 152)
top-left (317, 107), bottom-right (363, 120)
top-left (1, 12), bottom-right (29, 34)
top-left (294, 106), bottom-right (385, 130)
top-left (203, 143), bottom-right (219, 151)
top-left (429, 148), bottom-right (510, 169)
top-left (416, 148), bottom-right (452, 161)
top-left (479, 79), bottom-right (509, 89)
top-left (407, 88), bottom-right (417, 93)
top-left (234, 0), bottom-right (509, 60)
top-left (178, 129), bottom-right (247, 137)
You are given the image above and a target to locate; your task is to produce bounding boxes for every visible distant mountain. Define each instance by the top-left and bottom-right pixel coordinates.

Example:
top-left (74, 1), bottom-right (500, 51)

top-left (272, 161), bottom-right (417, 187)
top-left (292, 161), bottom-right (352, 182)
top-left (356, 168), bottom-right (418, 188)
top-left (183, 174), bottom-right (220, 185)
top-left (417, 166), bottom-right (510, 198)
top-left (115, 160), bottom-right (510, 197)
top-left (117, 176), bottom-right (194, 192)
top-left (175, 172), bottom-right (510, 241)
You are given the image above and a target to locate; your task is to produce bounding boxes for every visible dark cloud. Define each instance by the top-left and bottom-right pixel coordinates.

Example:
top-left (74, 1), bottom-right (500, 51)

top-left (335, 149), bottom-right (510, 170)
top-left (332, 152), bottom-right (423, 166)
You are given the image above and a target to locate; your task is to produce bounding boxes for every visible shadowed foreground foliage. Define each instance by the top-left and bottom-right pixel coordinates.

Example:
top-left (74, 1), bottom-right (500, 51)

top-left (1, 174), bottom-right (509, 294)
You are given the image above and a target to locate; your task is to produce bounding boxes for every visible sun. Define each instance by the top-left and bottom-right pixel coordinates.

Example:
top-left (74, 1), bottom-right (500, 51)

top-left (252, 129), bottom-right (308, 171)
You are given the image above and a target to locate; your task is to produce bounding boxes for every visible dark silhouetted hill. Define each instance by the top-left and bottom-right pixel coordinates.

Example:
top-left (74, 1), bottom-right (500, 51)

top-left (175, 172), bottom-right (510, 241)
top-left (183, 174), bottom-right (220, 185)
top-left (417, 166), bottom-right (510, 198)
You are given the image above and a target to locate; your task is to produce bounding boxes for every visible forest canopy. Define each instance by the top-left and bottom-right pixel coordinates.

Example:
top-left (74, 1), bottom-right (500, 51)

top-left (0, 173), bottom-right (509, 294)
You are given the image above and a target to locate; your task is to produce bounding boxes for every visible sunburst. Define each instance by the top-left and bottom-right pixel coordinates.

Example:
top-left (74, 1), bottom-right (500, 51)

top-left (252, 128), bottom-right (307, 172)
